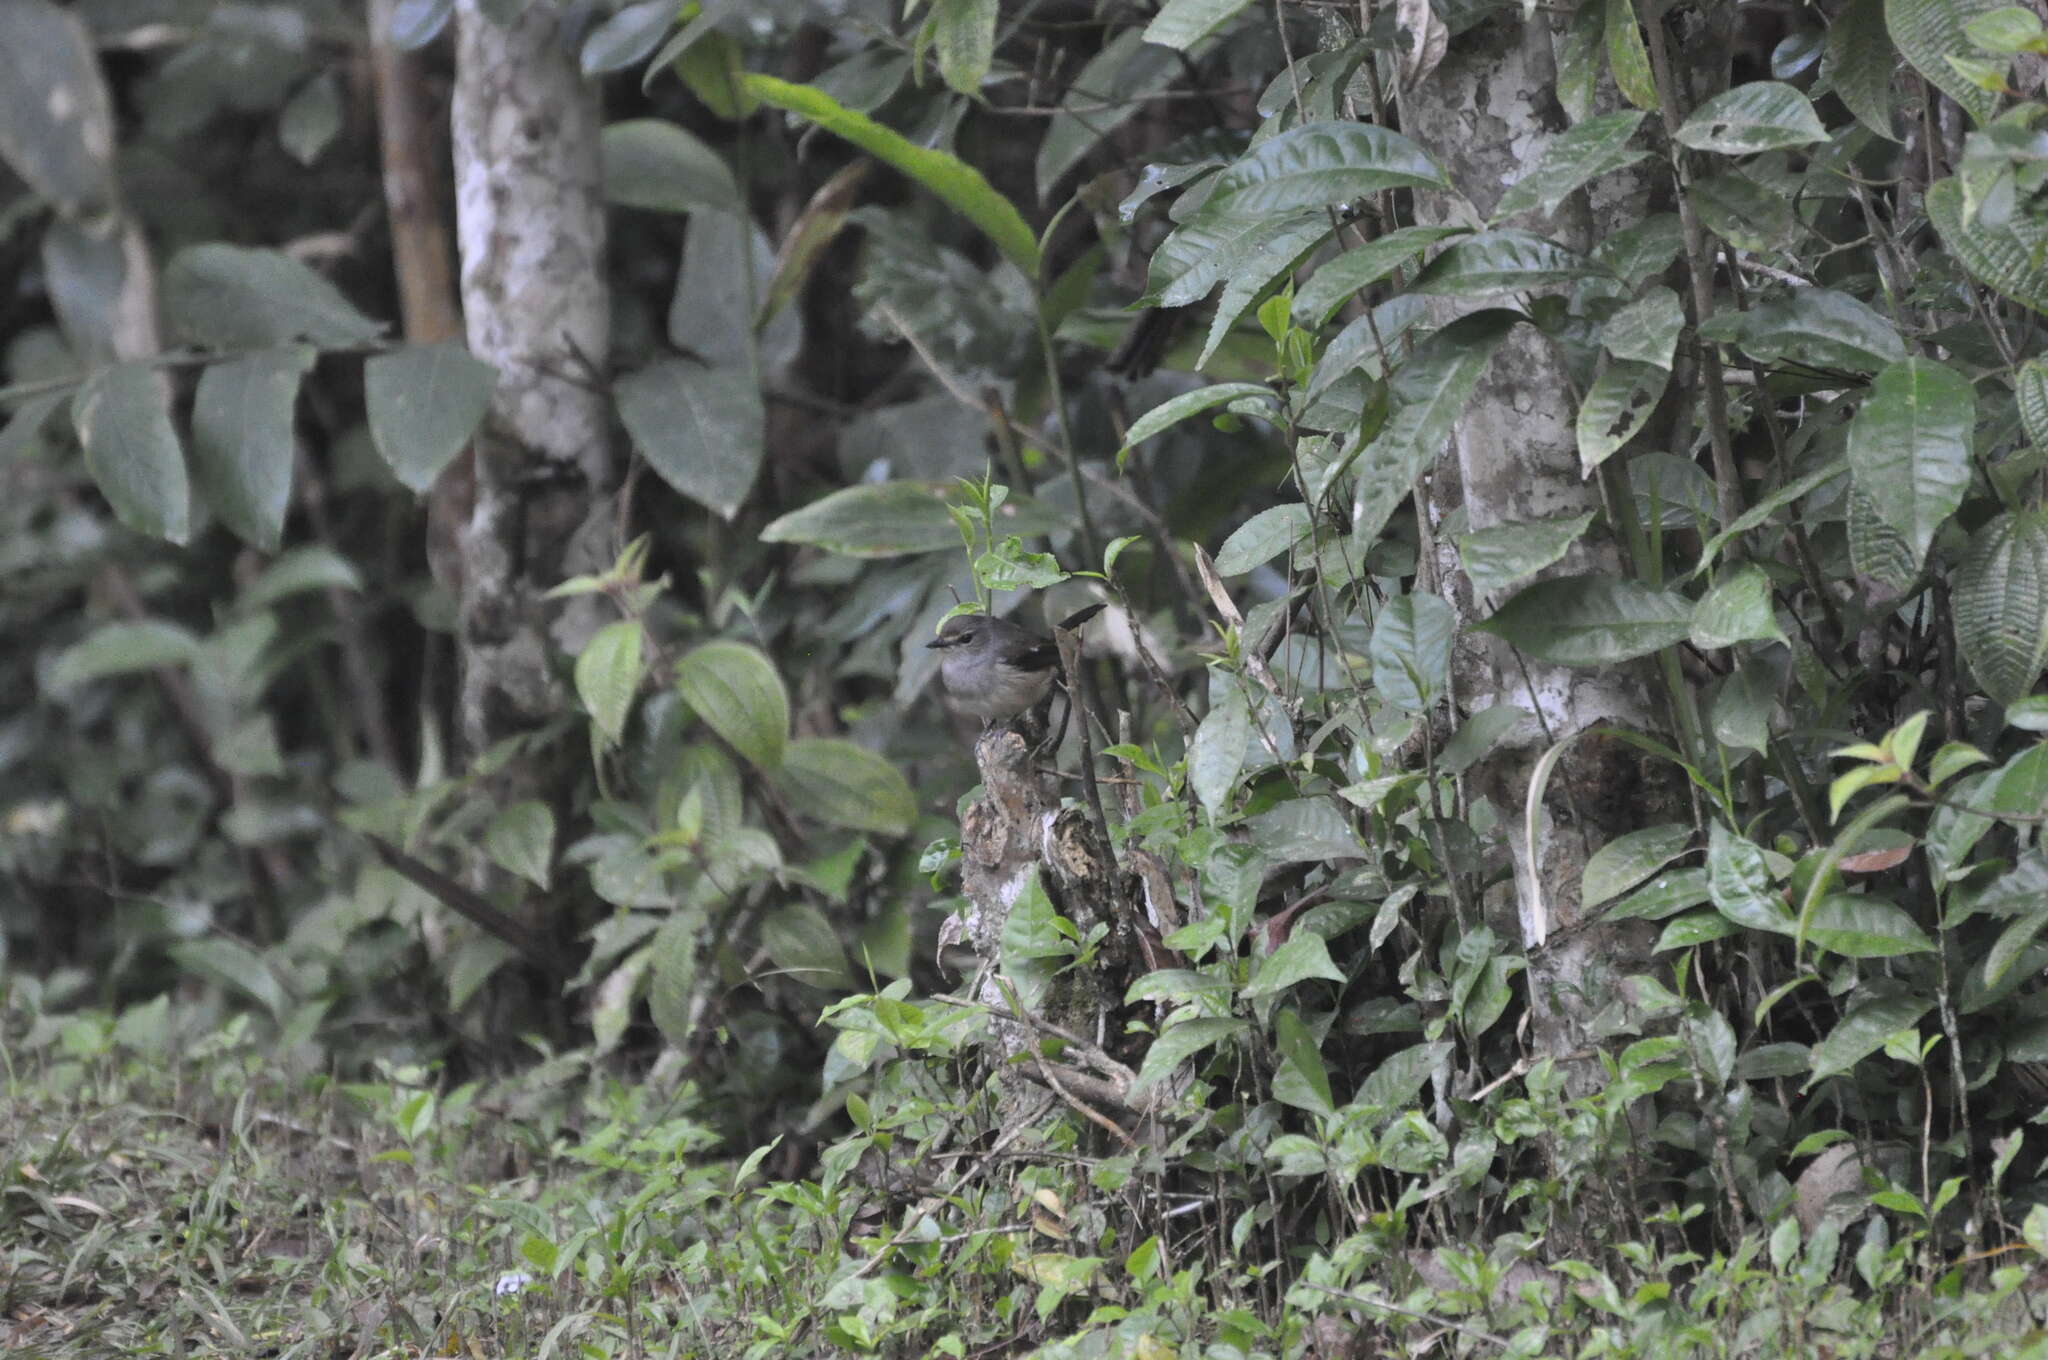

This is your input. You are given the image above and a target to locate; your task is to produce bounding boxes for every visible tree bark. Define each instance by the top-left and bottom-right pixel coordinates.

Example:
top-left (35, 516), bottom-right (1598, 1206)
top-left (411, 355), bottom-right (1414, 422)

top-left (449, 0), bottom-right (614, 757)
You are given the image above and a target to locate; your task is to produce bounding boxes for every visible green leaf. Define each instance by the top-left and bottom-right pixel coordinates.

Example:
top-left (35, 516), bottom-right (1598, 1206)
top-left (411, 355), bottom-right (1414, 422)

top-left (485, 801), bottom-right (555, 889)
top-left (1477, 574), bottom-right (1692, 665)
top-left (1728, 288), bottom-right (1906, 373)
top-left (0, 0), bottom-right (116, 216)
top-left (580, 0), bottom-right (673, 75)
top-left (2019, 359), bottom-right (2048, 447)
top-left (364, 341), bottom-right (498, 494)
top-left (1674, 81), bottom-right (1828, 153)
top-left (1037, 31), bottom-right (1183, 201)
top-left (280, 73), bottom-right (343, 166)
top-left (601, 118), bottom-right (744, 216)
top-left (1576, 358), bottom-right (1668, 472)
top-left (1490, 111), bottom-right (1648, 223)
top-left (1200, 122), bottom-right (1448, 218)
top-left (616, 359), bottom-right (764, 520)
top-left (1131, 1016), bottom-right (1248, 1095)
top-left (1292, 226), bottom-right (1464, 328)
top-left (761, 901), bottom-right (855, 990)
top-left (1270, 1007), bottom-right (1335, 1116)
top-left (1607, 867), bottom-right (1713, 920)
top-left (1708, 822), bottom-right (1797, 933)
top-left (1190, 685), bottom-right (1250, 818)
top-left (760, 481), bottom-right (1062, 557)
top-left (1712, 657), bottom-right (1779, 752)
top-left (1144, 0), bottom-right (1253, 48)
top-left (742, 74), bottom-right (1039, 276)
top-left (1583, 823), bottom-right (1693, 910)
top-left (190, 346), bottom-right (315, 550)
top-left (1454, 512), bottom-right (1595, 597)
top-left (1805, 894), bottom-right (1934, 958)
top-left (932, 0), bottom-right (996, 95)
top-left (778, 737), bottom-right (916, 835)
top-left (1656, 910), bottom-right (1741, 950)
top-left (1605, 0), bottom-right (1658, 111)
top-left (1887, 0), bottom-right (2005, 126)
top-left (73, 364), bottom-right (189, 544)
top-left (1954, 510), bottom-right (2048, 707)
top-left (1690, 457), bottom-right (1847, 579)
top-left (1244, 934), bottom-right (1347, 996)
top-left (1691, 564), bottom-right (1788, 649)
top-left (1827, 0), bottom-right (1902, 140)
top-left (238, 546), bottom-right (362, 612)
top-left (648, 910), bottom-right (700, 1049)
top-left (1356, 1040), bottom-right (1452, 1115)
top-left (1148, 206), bottom-right (1330, 307)
top-left (576, 620), bottom-right (645, 747)
top-left (168, 939), bottom-right (288, 1020)
top-left (1194, 215), bottom-right (1339, 366)
top-left (1215, 504), bottom-right (1313, 575)
top-left (1369, 593), bottom-right (1455, 713)
top-left (1408, 230), bottom-right (1608, 295)
top-left (1120, 382), bottom-right (1279, 455)
top-left (47, 620), bottom-right (200, 691)
top-left (1601, 286), bottom-right (1685, 369)
top-left (1929, 176), bottom-right (2048, 313)
top-left (1439, 704), bottom-right (1533, 775)
top-left (673, 640), bottom-right (790, 772)
top-left (1847, 358), bottom-right (1975, 573)
top-left (1691, 171), bottom-right (1806, 254)
top-left (162, 245), bottom-right (384, 350)
top-left (1352, 310), bottom-right (1520, 543)
top-left (1806, 992), bottom-right (1932, 1086)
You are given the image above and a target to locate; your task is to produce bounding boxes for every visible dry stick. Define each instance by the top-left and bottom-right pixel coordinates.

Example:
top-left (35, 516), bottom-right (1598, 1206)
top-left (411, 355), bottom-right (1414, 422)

top-left (1055, 626), bottom-right (1119, 876)
top-left (359, 833), bottom-right (558, 971)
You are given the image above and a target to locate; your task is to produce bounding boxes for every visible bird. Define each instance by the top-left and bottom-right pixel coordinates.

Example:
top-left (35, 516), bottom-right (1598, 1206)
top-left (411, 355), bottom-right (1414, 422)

top-left (925, 604), bottom-right (1105, 724)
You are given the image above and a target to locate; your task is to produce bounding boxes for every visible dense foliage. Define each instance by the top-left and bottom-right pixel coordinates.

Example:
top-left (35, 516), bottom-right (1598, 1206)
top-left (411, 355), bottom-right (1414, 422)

top-left (16, 0), bottom-right (2048, 1354)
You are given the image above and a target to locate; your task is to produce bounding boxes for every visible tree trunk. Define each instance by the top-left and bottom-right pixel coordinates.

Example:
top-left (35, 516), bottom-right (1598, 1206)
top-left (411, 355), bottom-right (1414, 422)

top-left (449, 0), bottom-right (614, 757)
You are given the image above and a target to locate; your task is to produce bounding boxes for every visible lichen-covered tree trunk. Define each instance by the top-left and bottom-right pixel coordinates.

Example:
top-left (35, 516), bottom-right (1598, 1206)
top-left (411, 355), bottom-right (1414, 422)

top-left (449, 0), bottom-right (613, 756)
top-left (1399, 18), bottom-right (1681, 1074)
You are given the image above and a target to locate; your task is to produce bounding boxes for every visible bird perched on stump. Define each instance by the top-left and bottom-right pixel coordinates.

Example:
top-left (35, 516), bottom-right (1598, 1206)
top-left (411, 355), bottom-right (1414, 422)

top-left (926, 603), bottom-right (1105, 724)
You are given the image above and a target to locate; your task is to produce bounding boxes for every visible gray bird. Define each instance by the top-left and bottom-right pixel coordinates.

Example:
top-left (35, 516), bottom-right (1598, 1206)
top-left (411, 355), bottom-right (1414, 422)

top-left (926, 604), bottom-right (1104, 723)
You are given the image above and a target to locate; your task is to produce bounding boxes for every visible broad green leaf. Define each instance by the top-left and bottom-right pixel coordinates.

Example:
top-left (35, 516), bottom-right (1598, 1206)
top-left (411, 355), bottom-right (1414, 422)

top-left (1594, 213), bottom-right (1685, 288)
top-left (616, 359), bottom-right (764, 520)
top-left (1691, 171), bottom-right (1806, 254)
top-left (191, 346), bottom-right (315, 550)
top-left (168, 939), bottom-right (288, 1019)
top-left (2019, 359), bottom-right (2048, 447)
top-left (1806, 991), bottom-right (1931, 1085)
top-left (1439, 705), bottom-right (1533, 775)
top-left (1674, 81), bottom-right (1828, 153)
top-left (1194, 214), bottom-right (1340, 365)
top-left (601, 118), bottom-right (743, 216)
top-left (1690, 457), bottom-right (1847, 579)
top-left (577, 620), bottom-right (645, 747)
top-left (1369, 593), bottom-right (1455, 713)
top-left (932, 0), bottom-right (996, 95)
top-left (364, 341), bottom-right (498, 494)
top-left (1583, 823), bottom-right (1693, 910)
top-left (1356, 1040), bottom-right (1452, 1115)
top-left (1408, 230), bottom-right (1607, 295)
top-left (1130, 1016), bottom-right (1247, 1095)
top-left (1929, 176), bottom-right (2048, 314)
top-left (0, 0), bottom-right (116, 215)
top-left (761, 901), bottom-right (854, 990)
top-left (1725, 288), bottom-right (1906, 373)
top-left (1607, 867), bottom-right (1713, 920)
top-left (1576, 358), bottom-right (1668, 472)
top-left (162, 245), bottom-right (384, 350)
top-left (485, 801), bottom-right (555, 889)
top-left (1605, 0), bottom-right (1657, 110)
top-left (1244, 933), bottom-right (1347, 996)
top-left (47, 620), bottom-right (200, 691)
top-left (1215, 504), bottom-right (1313, 575)
top-left (1454, 512), bottom-right (1594, 597)
top-left (1988, 907), bottom-right (2048, 986)
top-left (1601, 286), bottom-right (1684, 368)
top-left (1148, 207), bottom-right (1328, 307)
top-left (1632, 451), bottom-right (1721, 529)
top-left (1306, 293), bottom-right (1428, 396)
top-left (673, 640), bottom-right (790, 772)
top-left (239, 546), bottom-right (362, 612)
top-left (1691, 564), bottom-right (1787, 649)
top-left (1954, 510), bottom-right (2048, 707)
top-left (1887, 0), bottom-right (2005, 126)
top-left (1491, 111), bottom-right (1648, 223)
top-left (760, 481), bottom-right (1061, 556)
top-left (1708, 822), bottom-right (1796, 933)
top-left (1202, 121), bottom-right (1448, 218)
top-left (1120, 382), bottom-right (1279, 454)
top-left (1657, 910), bottom-right (1741, 950)
top-left (73, 364), bottom-right (189, 544)
top-left (777, 737), bottom-right (916, 835)
top-left (580, 0), bottom-right (673, 75)
top-left (648, 910), bottom-right (700, 1049)
top-left (1144, 0), bottom-right (1253, 48)
top-left (1712, 657), bottom-right (1779, 752)
top-left (1038, 31), bottom-right (1183, 201)
top-left (1827, 0), bottom-right (1901, 140)
top-left (1847, 358), bottom-right (1974, 572)
top-left (1477, 574), bottom-right (1692, 665)
top-left (1352, 310), bottom-right (1519, 544)
top-left (742, 74), bottom-right (1040, 276)
top-left (1271, 1007), bottom-right (1335, 1116)
top-left (1292, 226), bottom-right (1465, 328)
top-left (1190, 684), bottom-right (1250, 818)
top-left (1805, 894), bottom-right (1934, 958)
top-left (1556, 0), bottom-right (1604, 122)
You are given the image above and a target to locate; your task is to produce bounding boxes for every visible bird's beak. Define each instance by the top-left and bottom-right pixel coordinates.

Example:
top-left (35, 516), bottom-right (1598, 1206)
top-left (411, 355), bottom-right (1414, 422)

top-left (925, 637), bottom-right (948, 650)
